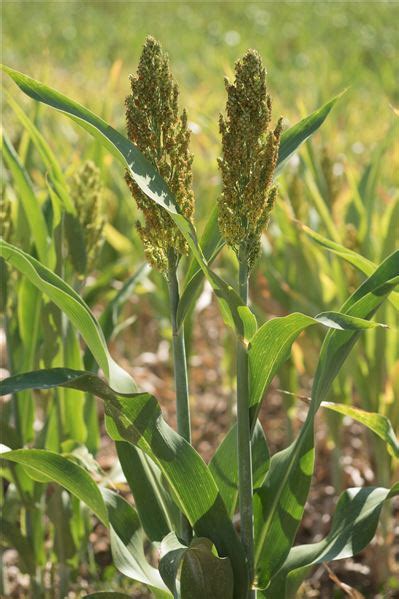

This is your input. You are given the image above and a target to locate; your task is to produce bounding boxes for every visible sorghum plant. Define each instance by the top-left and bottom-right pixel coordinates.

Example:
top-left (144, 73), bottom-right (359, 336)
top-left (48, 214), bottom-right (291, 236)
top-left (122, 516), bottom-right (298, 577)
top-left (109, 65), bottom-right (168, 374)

top-left (125, 36), bottom-right (194, 543)
top-left (218, 49), bottom-right (282, 588)
top-left (1, 38), bottom-right (398, 599)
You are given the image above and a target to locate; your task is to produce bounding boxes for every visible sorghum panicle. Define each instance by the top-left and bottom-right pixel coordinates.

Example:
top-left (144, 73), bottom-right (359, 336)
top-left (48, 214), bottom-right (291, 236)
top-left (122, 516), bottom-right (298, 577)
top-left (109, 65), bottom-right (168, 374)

top-left (218, 49), bottom-right (282, 269)
top-left (70, 160), bottom-right (105, 272)
top-left (125, 36), bottom-right (194, 273)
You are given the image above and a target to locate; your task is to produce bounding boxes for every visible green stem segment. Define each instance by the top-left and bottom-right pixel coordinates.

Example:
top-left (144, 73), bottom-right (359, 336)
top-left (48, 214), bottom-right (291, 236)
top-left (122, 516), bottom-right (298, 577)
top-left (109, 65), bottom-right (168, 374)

top-left (168, 253), bottom-right (192, 544)
top-left (237, 248), bottom-right (255, 597)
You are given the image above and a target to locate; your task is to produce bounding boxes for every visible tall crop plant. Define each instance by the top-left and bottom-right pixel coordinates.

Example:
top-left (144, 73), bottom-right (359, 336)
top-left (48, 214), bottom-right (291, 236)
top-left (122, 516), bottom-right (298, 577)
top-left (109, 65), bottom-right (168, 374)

top-left (1, 39), bottom-right (398, 599)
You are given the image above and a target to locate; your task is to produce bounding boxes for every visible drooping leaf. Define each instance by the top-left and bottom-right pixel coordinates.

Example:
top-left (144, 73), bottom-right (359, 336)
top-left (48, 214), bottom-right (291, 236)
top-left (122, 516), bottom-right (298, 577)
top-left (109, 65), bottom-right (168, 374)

top-left (253, 251), bottom-right (399, 589)
top-left (320, 402), bottom-right (399, 458)
top-left (248, 310), bottom-right (386, 426)
top-left (0, 368), bottom-right (249, 598)
top-left (0, 448), bottom-right (108, 525)
top-left (264, 483), bottom-right (399, 598)
top-left (0, 240), bottom-right (135, 393)
top-left (102, 488), bottom-right (171, 597)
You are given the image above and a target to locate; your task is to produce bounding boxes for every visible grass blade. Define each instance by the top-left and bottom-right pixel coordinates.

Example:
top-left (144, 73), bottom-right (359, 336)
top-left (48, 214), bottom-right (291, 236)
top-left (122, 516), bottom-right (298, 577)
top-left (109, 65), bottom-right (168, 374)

top-left (0, 448), bottom-right (108, 525)
top-left (253, 252), bottom-right (398, 589)
top-left (0, 240), bottom-right (135, 393)
top-left (263, 483), bottom-right (399, 598)
top-left (0, 368), bottom-right (249, 598)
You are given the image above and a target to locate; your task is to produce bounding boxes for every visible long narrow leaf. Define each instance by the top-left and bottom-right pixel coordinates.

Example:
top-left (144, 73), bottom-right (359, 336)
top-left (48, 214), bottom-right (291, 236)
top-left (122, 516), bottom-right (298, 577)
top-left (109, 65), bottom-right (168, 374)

top-left (276, 91), bottom-right (345, 173)
top-left (0, 240), bottom-right (135, 393)
top-left (263, 483), bottom-right (399, 598)
top-left (209, 421), bottom-right (269, 518)
top-left (0, 448), bottom-right (108, 525)
top-left (2, 130), bottom-right (52, 265)
top-left (0, 368), bottom-right (249, 598)
top-left (102, 489), bottom-right (171, 597)
top-left (321, 402), bottom-right (399, 458)
top-left (253, 251), bottom-right (398, 589)
top-left (248, 310), bottom-right (386, 426)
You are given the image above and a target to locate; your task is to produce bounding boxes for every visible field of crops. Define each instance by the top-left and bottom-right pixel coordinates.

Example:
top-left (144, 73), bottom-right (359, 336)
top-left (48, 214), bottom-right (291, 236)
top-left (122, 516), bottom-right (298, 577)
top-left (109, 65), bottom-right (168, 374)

top-left (1, 2), bottom-right (398, 598)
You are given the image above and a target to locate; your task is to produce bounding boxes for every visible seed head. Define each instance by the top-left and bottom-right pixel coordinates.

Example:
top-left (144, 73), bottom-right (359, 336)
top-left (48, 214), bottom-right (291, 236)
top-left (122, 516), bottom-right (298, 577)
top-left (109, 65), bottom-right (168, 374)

top-left (125, 36), bottom-right (194, 273)
top-left (218, 49), bottom-right (282, 269)
top-left (70, 160), bottom-right (105, 273)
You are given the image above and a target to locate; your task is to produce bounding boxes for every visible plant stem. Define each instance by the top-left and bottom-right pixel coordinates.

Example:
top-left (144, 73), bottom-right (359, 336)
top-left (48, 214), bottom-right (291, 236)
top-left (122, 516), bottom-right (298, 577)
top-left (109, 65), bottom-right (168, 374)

top-left (237, 247), bottom-right (255, 598)
top-left (167, 253), bottom-right (192, 544)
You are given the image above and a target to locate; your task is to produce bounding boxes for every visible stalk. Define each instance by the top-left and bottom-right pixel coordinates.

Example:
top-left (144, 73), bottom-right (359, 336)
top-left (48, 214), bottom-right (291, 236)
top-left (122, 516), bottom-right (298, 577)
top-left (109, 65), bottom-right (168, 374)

top-left (237, 246), bottom-right (255, 597)
top-left (167, 253), bottom-right (192, 544)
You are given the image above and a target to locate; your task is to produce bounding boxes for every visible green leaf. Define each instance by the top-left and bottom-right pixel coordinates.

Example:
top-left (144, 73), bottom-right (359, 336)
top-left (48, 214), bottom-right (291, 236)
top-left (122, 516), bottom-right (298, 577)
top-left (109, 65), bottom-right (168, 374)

top-left (2, 129), bottom-right (53, 266)
top-left (16, 276), bottom-right (41, 441)
top-left (63, 325), bottom-right (87, 444)
top-left (264, 483), bottom-right (399, 598)
top-left (102, 488), bottom-right (171, 597)
top-left (159, 533), bottom-right (234, 599)
top-left (0, 240), bottom-right (135, 393)
top-left (0, 368), bottom-right (249, 598)
top-left (2, 65), bottom-right (256, 341)
top-left (299, 222), bottom-right (399, 310)
top-left (320, 402), bottom-right (399, 458)
top-left (253, 251), bottom-right (398, 589)
top-left (177, 205), bottom-right (225, 329)
top-left (0, 448), bottom-right (108, 525)
top-left (248, 310), bottom-right (385, 426)
top-left (159, 532), bottom-right (187, 596)
top-left (276, 91), bottom-right (345, 173)
top-left (116, 442), bottom-right (177, 542)
top-left (209, 421), bottom-right (269, 518)
top-left (0, 518), bottom-right (36, 575)
top-left (311, 252), bottom-right (399, 410)
top-left (64, 212), bottom-right (87, 274)
top-left (6, 92), bottom-right (75, 214)
top-left (47, 488), bottom-right (77, 562)
top-left (180, 537), bottom-right (234, 599)
top-left (99, 264), bottom-right (150, 342)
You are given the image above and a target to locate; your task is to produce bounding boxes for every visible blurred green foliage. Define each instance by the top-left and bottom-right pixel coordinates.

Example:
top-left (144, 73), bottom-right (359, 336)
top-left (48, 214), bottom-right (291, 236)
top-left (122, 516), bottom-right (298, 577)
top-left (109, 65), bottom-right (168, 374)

top-left (3, 1), bottom-right (398, 202)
